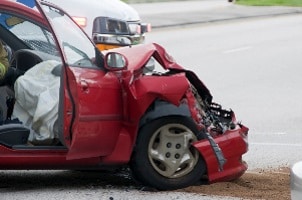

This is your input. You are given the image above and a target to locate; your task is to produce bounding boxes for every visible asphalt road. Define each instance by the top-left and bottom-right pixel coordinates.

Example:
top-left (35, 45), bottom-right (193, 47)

top-left (1, 14), bottom-right (301, 200)
top-left (131, 0), bottom-right (302, 28)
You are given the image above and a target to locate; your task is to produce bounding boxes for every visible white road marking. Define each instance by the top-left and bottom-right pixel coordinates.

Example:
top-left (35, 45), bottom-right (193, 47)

top-left (253, 132), bottom-right (287, 135)
top-left (223, 46), bottom-right (252, 54)
top-left (251, 142), bottom-right (302, 147)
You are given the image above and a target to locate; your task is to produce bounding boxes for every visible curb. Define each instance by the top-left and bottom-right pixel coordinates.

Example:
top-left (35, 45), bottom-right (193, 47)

top-left (151, 10), bottom-right (302, 29)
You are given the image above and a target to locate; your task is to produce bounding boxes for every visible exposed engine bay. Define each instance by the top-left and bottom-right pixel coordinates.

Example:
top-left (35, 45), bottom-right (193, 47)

top-left (145, 67), bottom-right (237, 138)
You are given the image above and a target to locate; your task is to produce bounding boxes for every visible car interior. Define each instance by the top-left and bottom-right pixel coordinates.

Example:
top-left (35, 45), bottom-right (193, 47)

top-left (0, 12), bottom-right (64, 149)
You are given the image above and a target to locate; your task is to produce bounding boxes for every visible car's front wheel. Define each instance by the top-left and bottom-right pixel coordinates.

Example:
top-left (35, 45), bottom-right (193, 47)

top-left (130, 116), bottom-right (206, 190)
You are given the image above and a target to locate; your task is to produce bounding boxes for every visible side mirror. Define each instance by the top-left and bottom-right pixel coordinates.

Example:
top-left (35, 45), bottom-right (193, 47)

top-left (105, 52), bottom-right (127, 70)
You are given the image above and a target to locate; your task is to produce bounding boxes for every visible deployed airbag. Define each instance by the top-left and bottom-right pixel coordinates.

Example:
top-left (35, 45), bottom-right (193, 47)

top-left (13, 60), bottom-right (60, 145)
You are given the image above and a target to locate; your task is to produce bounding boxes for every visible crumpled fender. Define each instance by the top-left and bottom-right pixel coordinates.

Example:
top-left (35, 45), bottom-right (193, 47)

top-left (121, 71), bottom-right (191, 121)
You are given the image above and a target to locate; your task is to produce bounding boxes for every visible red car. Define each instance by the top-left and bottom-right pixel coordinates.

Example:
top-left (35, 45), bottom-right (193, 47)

top-left (0, 0), bottom-right (249, 190)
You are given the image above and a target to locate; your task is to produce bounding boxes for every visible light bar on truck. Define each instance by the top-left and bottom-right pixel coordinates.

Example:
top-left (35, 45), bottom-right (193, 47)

top-left (72, 16), bottom-right (87, 28)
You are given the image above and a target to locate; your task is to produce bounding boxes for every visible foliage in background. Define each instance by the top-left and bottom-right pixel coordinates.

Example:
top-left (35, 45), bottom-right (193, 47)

top-left (236, 0), bottom-right (302, 6)
top-left (122, 0), bottom-right (186, 3)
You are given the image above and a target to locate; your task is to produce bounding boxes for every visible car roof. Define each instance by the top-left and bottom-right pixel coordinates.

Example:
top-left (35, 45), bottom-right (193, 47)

top-left (0, 0), bottom-right (46, 26)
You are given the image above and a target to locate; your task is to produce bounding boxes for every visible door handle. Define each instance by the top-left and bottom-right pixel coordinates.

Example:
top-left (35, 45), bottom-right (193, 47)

top-left (80, 80), bottom-right (89, 93)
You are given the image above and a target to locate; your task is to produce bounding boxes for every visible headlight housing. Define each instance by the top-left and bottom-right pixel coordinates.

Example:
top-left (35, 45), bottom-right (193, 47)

top-left (93, 17), bottom-right (130, 35)
top-left (92, 17), bottom-right (150, 50)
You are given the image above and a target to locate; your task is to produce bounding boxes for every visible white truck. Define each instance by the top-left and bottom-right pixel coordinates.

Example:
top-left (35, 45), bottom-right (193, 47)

top-left (48, 0), bottom-right (151, 50)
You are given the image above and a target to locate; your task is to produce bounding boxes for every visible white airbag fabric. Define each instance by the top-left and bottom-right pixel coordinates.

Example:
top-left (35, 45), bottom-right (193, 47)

top-left (13, 60), bottom-right (60, 145)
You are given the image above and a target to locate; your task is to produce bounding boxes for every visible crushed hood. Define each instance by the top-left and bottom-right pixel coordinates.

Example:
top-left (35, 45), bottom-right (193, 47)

top-left (105, 43), bottom-right (213, 103)
top-left (104, 43), bottom-right (184, 72)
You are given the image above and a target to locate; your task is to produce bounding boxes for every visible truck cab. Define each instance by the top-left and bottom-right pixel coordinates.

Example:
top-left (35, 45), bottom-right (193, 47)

top-left (48, 0), bottom-right (151, 50)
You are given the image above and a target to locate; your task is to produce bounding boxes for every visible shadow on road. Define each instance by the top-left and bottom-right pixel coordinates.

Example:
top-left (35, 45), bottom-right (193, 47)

top-left (0, 168), bottom-right (142, 191)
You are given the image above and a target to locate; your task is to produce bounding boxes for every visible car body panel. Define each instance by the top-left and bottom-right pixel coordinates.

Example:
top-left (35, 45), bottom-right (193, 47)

top-left (65, 67), bottom-right (124, 160)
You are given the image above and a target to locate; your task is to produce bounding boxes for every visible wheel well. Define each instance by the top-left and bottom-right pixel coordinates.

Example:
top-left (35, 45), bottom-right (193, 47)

top-left (139, 100), bottom-right (191, 128)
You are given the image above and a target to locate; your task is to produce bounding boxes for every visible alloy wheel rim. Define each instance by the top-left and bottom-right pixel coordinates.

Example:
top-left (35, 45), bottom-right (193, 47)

top-left (148, 123), bottom-right (199, 178)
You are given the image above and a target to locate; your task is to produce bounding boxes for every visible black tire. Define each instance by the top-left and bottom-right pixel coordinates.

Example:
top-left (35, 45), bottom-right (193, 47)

top-left (130, 116), bottom-right (206, 190)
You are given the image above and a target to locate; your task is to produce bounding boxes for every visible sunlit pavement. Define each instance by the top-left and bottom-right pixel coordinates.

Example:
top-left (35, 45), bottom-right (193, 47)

top-left (130, 0), bottom-right (302, 28)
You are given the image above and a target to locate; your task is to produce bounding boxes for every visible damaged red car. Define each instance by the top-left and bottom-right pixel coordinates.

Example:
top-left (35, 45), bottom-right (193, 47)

top-left (0, 0), bottom-right (249, 190)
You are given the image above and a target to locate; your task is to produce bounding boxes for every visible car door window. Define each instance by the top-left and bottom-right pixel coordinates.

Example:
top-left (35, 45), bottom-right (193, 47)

top-left (40, 5), bottom-right (100, 68)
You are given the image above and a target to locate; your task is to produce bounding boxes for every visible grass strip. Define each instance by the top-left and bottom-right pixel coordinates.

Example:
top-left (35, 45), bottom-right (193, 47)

top-left (236, 0), bottom-right (302, 6)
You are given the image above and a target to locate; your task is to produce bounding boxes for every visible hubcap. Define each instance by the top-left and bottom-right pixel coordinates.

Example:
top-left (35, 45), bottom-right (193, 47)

top-left (148, 123), bottom-right (199, 178)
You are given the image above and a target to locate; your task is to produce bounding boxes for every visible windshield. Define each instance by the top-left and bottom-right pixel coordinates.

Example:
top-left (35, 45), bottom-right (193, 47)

top-left (40, 3), bottom-right (99, 67)
top-left (0, 12), bottom-right (57, 55)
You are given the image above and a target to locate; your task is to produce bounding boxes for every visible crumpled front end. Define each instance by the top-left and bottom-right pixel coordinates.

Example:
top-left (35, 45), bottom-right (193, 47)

top-left (105, 43), bottom-right (249, 182)
top-left (132, 64), bottom-right (249, 183)
top-left (193, 114), bottom-right (249, 183)
top-left (186, 78), bottom-right (249, 183)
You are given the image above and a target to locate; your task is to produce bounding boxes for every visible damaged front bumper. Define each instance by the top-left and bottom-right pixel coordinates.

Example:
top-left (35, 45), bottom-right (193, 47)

top-left (186, 81), bottom-right (249, 183)
top-left (193, 123), bottom-right (249, 183)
